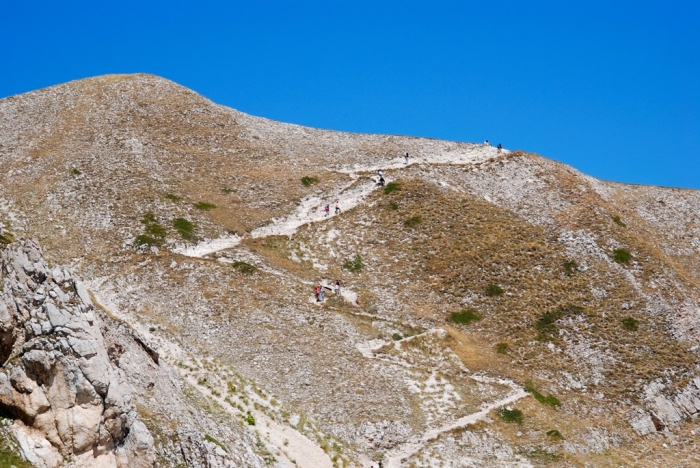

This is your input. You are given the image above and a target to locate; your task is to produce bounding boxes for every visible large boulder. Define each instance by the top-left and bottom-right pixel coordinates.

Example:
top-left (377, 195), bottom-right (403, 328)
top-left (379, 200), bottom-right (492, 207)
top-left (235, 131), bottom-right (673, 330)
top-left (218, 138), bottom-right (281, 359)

top-left (0, 239), bottom-right (156, 467)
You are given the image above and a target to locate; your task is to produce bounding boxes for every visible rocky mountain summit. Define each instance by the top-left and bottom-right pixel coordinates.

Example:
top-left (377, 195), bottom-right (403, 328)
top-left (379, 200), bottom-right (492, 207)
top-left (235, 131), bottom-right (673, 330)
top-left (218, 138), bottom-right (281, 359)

top-left (1, 74), bottom-right (700, 467)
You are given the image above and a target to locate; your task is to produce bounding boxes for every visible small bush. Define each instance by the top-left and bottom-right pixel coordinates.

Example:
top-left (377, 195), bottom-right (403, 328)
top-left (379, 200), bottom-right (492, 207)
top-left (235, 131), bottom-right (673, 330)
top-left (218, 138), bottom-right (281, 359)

top-left (612, 215), bottom-right (626, 227)
top-left (392, 333), bottom-right (403, 341)
top-left (622, 316), bottom-right (639, 331)
top-left (389, 202), bottom-right (398, 210)
top-left (301, 176), bottom-right (319, 187)
top-left (383, 181), bottom-right (400, 194)
top-left (173, 218), bottom-right (196, 241)
top-left (134, 212), bottom-right (166, 247)
top-left (165, 193), bottom-right (181, 201)
top-left (495, 343), bottom-right (509, 354)
top-left (450, 309), bottom-right (482, 325)
top-left (563, 260), bottom-right (578, 275)
top-left (232, 261), bottom-right (257, 275)
top-left (71, 168), bottom-right (81, 176)
top-left (194, 202), bottom-right (217, 211)
top-left (486, 284), bottom-right (504, 296)
top-left (342, 255), bottom-right (363, 273)
top-left (525, 381), bottom-right (561, 407)
top-left (404, 216), bottom-right (422, 228)
top-left (245, 414), bottom-right (256, 425)
top-left (546, 429), bottom-right (564, 440)
top-left (613, 248), bottom-right (632, 264)
top-left (496, 407), bottom-right (522, 424)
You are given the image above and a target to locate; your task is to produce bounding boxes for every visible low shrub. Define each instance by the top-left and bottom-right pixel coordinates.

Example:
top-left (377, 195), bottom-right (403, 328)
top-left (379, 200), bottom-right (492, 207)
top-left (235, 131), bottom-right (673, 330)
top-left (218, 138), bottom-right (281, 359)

top-left (495, 343), bottom-right (509, 354)
top-left (173, 218), bottom-right (196, 241)
top-left (245, 414), bottom-right (256, 425)
top-left (392, 333), bottom-right (403, 341)
top-left (525, 380), bottom-right (561, 407)
top-left (71, 168), bottom-right (81, 176)
top-left (523, 448), bottom-right (561, 463)
top-left (342, 255), bottom-right (363, 273)
top-left (165, 193), bottom-right (181, 201)
top-left (194, 202), bottom-right (217, 211)
top-left (486, 283), bottom-right (504, 296)
top-left (535, 305), bottom-right (584, 341)
top-left (450, 309), bottom-right (482, 325)
top-left (301, 176), bottom-right (319, 187)
top-left (0, 232), bottom-right (15, 245)
top-left (612, 215), bottom-right (627, 227)
top-left (496, 407), bottom-right (522, 424)
top-left (622, 316), bottom-right (639, 331)
top-left (613, 248), bottom-right (632, 264)
top-left (389, 202), bottom-right (399, 210)
top-left (404, 216), bottom-right (422, 228)
top-left (563, 260), bottom-right (578, 275)
top-left (546, 429), bottom-right (564, 440)
top-left (383, 181), bottom-right (400, 194)
top-left (134, 212), bottom-right (166, 247)
top-left (232, 261), bottom-right (257, 275)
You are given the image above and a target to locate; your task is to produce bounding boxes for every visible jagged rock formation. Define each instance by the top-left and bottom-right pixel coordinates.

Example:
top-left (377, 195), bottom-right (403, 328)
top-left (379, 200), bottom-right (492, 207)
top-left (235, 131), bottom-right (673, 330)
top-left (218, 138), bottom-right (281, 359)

top-left (0, 238), bottom-right (155, 467)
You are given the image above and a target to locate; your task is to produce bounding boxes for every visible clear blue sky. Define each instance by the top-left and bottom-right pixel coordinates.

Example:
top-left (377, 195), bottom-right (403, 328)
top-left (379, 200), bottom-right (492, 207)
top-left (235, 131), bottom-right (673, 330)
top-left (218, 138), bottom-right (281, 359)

top-left (2, 1), bottom-right (698, 189)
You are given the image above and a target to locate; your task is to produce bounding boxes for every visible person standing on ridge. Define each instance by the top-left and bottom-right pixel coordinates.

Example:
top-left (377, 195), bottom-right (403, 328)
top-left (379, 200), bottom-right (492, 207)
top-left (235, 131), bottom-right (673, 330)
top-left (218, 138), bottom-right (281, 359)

top-left (335, 200), bottom-right (340, 215)
top-left (314, 284), bottom-right (321, 302)
top-left (324, 204), bottom-right (330, 217)
top-left (404, 152), bottom-right (409, 164)
top-left (497, 143), bottom-right (502, 153)
top-left (334, 280), bottom-right (341, 296)
top-left (484, 140), bottom-right (490, 146)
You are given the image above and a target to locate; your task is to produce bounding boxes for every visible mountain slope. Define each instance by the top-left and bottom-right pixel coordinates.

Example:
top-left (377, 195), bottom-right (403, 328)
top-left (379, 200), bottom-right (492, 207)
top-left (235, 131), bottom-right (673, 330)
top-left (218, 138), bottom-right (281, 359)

top-left (2, 74), bottom-right (700, 467)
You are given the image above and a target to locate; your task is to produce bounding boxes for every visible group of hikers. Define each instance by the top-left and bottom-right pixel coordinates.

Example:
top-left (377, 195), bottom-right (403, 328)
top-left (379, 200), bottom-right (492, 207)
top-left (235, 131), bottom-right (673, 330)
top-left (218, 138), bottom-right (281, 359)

top-left (484, 140), bottom-right (503, 153)
top-left (323, 200), bottom-right (341, 217)
top-left (314, 280), bottom-right (341, 302)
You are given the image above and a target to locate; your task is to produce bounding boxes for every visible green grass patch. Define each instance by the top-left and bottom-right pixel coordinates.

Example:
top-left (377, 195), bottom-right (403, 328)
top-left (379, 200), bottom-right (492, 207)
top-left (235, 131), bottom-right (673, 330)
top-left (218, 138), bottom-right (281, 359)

top-left (204, 434), bottom-right (228, 452)
top-left (613, 248), bottom-right (631, 264)
top-left (383, 181), bottom-right (401, 194)
top-left (71, 167), bottom-right (81, 176)
top-left (245, 414), bottom-right (256, 425)
top-left (622, 316), bottom-right (639, 331)
top-left (404, 216), bottom-right (422, 228)
top-left (392, 333), bottom-right (403, 341)
top-left (173, 218), bottom-right (196, 241)
top-left (563, 260), bottom-right (578, 275)
top-left (535, 305), bottom-right (584, 341)
top-left (496, 407), bottom-right (522, 424)
top-left (486, 283), bottom-right (504, 296)
top-left (232, 261), bottom-right (257, 275)
top-left (522, 448), bottom-right (561, 463)
top-left (546, 429), bottom-right (564, 440)
top-left (165, 193), bottom-right (181, 201)
top-left (612, 215), bottom-right (627, 227)
top-left (301, 176), bottom-right (319, 187)
top-left (495, 342), bottom-right (509, 354)
top-left (194, 202), bottom-right (217, 211)
top-left (525, 380), bottom-right (561, 407)
top-left (0, 432), bottom-right (32, 468)
top-left (450, 309), bottom-right (482, 325)
top-left (134, 212), bottom-right (166, 248)
top-left (342, 255), bottom-right (363, 273)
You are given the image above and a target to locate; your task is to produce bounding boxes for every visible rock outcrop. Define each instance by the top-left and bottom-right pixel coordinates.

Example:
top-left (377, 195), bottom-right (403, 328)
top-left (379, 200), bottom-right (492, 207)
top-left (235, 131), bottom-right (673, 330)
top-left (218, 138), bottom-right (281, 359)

top-left (0, 239), bottom-right (155, 467)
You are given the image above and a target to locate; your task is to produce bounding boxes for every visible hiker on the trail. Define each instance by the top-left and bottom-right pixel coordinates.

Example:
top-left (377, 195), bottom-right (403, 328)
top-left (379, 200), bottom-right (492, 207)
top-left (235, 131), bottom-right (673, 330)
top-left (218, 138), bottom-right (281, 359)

top-left (314, 284), bottom-right (321, 302)
top-left (334, 200), bottom-right (340, 215)
top-left (497, 143), bottom-right (502, 153)
top-left (484, 139), bottom-right (490, 146)
top-left (404, 152), bottom-right (409, 164)
top-left (324, 204), bottom-right (330, 217)
top-left (334, 280), bottom-right (341, 296)
top-left (319, 285), bottom-right (325, 301)
top-left (378, 176), bottom-right (385, 186)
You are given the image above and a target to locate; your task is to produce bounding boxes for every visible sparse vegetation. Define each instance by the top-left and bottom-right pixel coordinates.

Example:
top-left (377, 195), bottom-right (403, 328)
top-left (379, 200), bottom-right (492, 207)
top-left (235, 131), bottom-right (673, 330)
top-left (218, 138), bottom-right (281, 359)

top-left (134, 212), bottom-right (167, 248)
top-left (173, 218), bottom-right (196, 241)
top-left (546, 429), bottom-right (564, 440)
top-left (525, 380), bottom-right (561, 407)
top-left (612, 215), bottom-right (627, 227)
top-left (232, 261), bottom-right (257, 275)
top-left (301, 176), bottom-right (319, 187)
top-left (165, 193), bottom-right (181, 201)
top-left (496, 407), bottom-right (522, 424)
top-left (71, 167), bottom-right (81, 176)
top-left (342, 255), bottom-right (363, 273)
top-left (194, 202), bottom-right (217, 211)
top-left (450, 309), bottom-right (482, 325)
top-left (535, 305), bottom-right (584, 341)
top-left (485, 283), bottom-right (504, 296)
top-left (563, 260), bottom-right (578, 275)
top-left (204, 434), bottom-right (228, 452)
top-left (0, 232), bottom-right (14, 245)
top-left (245, 414), bottom-right (256, 425)
top-left (622, 316), bottom-right (639, 331)
top-left (389, 202), bottom-right (398, 210)
top-left (383, 181), bottom-right (400, 194)
top-left (522, 448), bottom-right (561, 463)
top-left (495, 342), bottom-right (509, 354)
top-left (392, 333), bottom-right (403, 341)
top-left (222, 187), bottom-right (235, 194)
top-left (613, 248), bottom-right (632, 264)
top-left (404, 216), bottom-right (422, 228)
